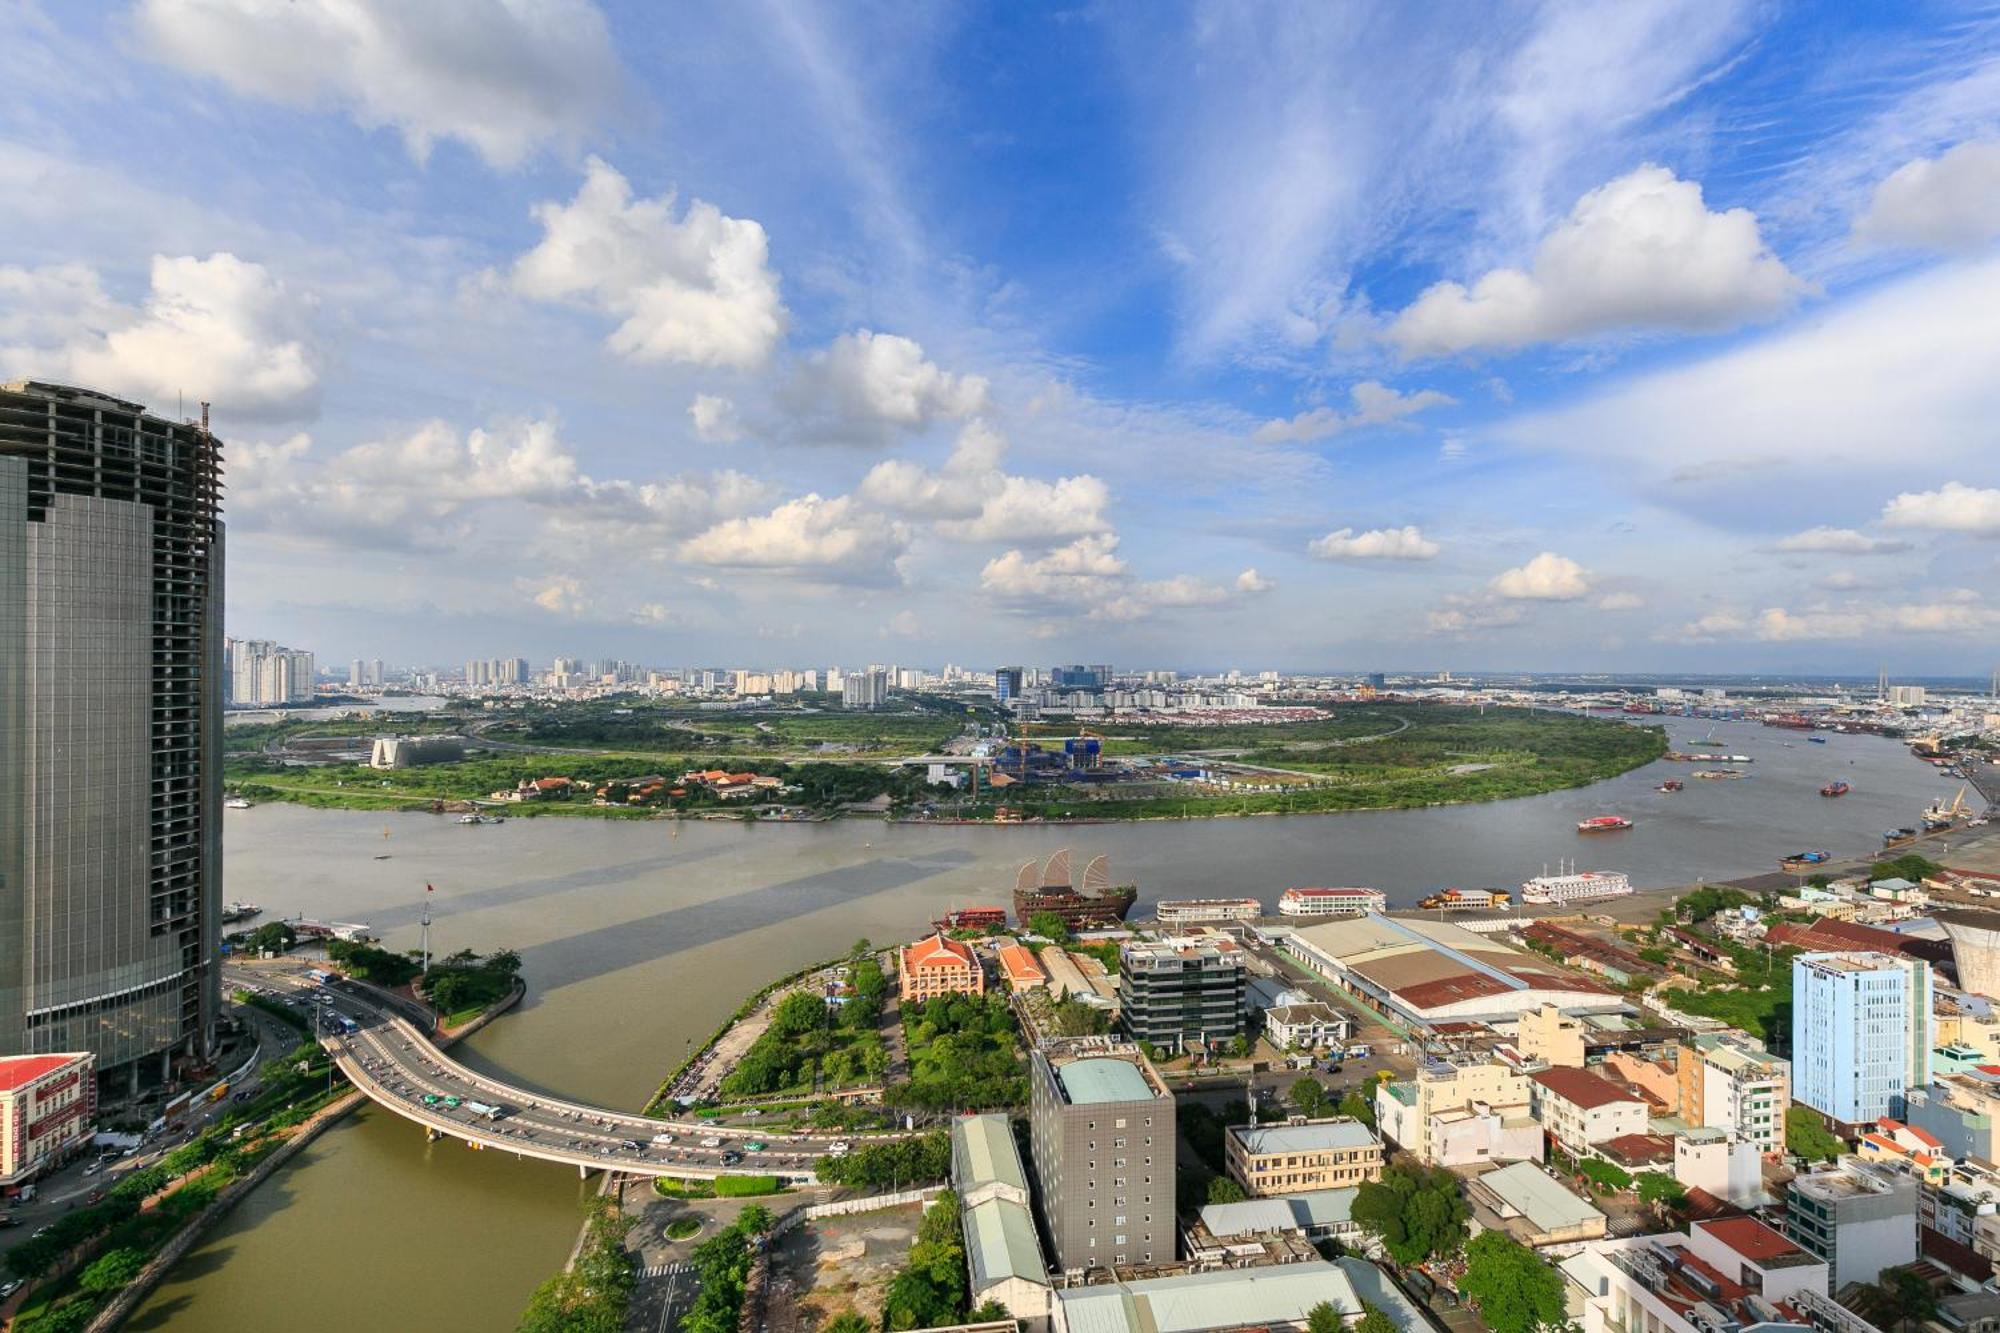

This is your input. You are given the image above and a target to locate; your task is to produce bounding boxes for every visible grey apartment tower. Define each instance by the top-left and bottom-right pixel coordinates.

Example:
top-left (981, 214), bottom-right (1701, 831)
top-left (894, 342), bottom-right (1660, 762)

top-left (0, 381), bottom-right (223, 1087)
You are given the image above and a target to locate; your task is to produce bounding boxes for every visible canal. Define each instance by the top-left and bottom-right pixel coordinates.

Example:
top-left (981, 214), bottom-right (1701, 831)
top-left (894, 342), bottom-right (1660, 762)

top-left (131, 716), bottom-right (1961, 1330)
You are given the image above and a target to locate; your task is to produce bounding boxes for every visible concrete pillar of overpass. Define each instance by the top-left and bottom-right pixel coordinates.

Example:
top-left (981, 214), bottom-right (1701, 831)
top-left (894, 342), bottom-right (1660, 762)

top-left (578, 1164), bottom-right (589, 1180)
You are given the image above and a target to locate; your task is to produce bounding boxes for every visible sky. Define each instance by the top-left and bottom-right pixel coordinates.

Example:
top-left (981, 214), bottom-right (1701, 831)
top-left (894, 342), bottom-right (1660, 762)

top-left (3, 1), bottom-right (1999, 674)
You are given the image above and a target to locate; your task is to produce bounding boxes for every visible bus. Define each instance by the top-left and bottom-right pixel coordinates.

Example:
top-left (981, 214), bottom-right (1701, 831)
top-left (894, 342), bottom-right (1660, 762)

top-left (464, 1101), bottom-right (508, 1120)
top-left (306, 968), bottom-right (333, 984)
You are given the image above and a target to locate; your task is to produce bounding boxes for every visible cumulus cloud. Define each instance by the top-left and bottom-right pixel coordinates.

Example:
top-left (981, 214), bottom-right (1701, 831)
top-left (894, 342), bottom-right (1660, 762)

top-left (858, 421), bottom-right (1110, 544)
top-left (805, 330), bottom-right (988, 429)
top-left (1426, 597), bottom-right (1524, 634)
top-left (0, 253), bottom-right (320, 420)
top-left (677, 493), bottom-right (908, 582)
top-left (1389, 165), bottom-right (1806, 357)
top-left (1881, 481), bottom-right (2000, 537)
top-left (1490, 551), bottom-right (1591, 601)
top-left (1855, 140), bottom-right (2000, 253)
top-left (1675, 597), bottom-right (2000, 642)
top-left (1773, 526), bottom-right (1912, 555)
top-left (511, 158), bottom-right (785, 369)
top-left (134, 0), bottom-right (622, 168)
top-left (1307, 525), bottom-right (1440, 562)
top-left (1595, 591), bottom-right (1644, 611)
top-left (1253, 381), bottom-right (1455, 444)
top-left (979, 534), bottom-right (1268, 622)
top-left (689, 394), bottom-right (743, 442)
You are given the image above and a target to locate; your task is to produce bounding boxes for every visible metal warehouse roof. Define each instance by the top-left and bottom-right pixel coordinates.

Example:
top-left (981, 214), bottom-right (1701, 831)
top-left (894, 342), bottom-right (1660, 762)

top-left (1053, 1261), bottom-right (1361, 1333)
top-left (953, 1113), bottom-right (1028, 1194)
top-left (965, 1197), bottom-right (1049, 1290)
top-left (1230, 1118), bottom-right (1378, 1155)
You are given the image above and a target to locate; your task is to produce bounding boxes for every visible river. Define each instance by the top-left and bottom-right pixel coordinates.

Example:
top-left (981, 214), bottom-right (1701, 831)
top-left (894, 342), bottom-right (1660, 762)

top-left (132, 716), bottom-right (1961, 1330)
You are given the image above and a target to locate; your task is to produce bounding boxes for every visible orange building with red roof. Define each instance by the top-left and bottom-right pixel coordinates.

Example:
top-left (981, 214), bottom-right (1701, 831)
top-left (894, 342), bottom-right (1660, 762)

top-left (899, 933), bottom-right (985, 1001)
top-left (996, 942), bottom-right (1047, 991)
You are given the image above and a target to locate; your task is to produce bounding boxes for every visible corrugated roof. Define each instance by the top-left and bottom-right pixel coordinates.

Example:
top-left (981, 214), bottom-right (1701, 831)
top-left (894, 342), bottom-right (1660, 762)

top-left (965, 1198), bottom-right (1048, 1290)
top-left (1201, 1188), bottom-right (1359, 1239)
top-left (1530, 1065), bottom-right (1643, 1111)
top-left (953, 1113), bottom-right (1028, 1194)
top-left (1476, 1161), bottom-right (1606, 1233)
top-left (1054, 1261), bottom-right (1361, 1333)
top-left (1057, 1057), bottom-right (1154, 1106)
top-left (1231, 1118), bottom-right (1377, 1156)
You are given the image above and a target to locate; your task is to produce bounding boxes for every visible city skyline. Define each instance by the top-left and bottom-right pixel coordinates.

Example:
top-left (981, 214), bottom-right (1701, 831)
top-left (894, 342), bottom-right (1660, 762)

top-left (3, 3), bottom-right (1999, 671)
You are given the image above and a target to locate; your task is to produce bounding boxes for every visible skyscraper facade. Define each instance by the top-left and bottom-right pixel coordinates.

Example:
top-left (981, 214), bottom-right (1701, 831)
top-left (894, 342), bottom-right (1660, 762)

top-left (0, 381), bottom-right (223, 1087)
top-left (1792, 951), bottom-right (1931, 1125)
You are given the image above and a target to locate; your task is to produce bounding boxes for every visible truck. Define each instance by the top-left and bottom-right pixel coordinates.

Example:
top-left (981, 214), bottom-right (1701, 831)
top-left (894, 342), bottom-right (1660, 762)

top-left (464, 1101), bottom-right (508, 1120)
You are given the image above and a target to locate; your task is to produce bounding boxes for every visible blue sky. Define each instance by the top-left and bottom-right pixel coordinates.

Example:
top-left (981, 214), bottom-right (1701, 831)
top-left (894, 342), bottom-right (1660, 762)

top-left (4, 0), bottom-right (1999, 672)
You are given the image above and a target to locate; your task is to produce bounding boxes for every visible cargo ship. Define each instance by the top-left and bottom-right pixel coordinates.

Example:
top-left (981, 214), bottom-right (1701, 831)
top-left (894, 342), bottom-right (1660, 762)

top-left (1687, 753), bottom-right (1752, 763)
top-left (1417, 887), bottom-right (1511, 912)
top-left (1820, 781), bottom-right (1850, 798)
top-left (1693, 769), bottom-right (1744, 780)
top-left (1656, 779), bottom-right (1683, 792)
top-left (221, 901), bottom-right (263, 924)
top-left (1780, 851), bottom-right (1830, 870)
top-left (1577, 815), bottom-right (1633, 833)
top-left (1012, 851), bottom-right (1138, 928)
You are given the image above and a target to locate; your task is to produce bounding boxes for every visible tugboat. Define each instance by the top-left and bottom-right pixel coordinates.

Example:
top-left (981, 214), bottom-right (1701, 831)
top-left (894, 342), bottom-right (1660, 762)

top-left (1820, 781), bottom-right (1850, 798)
top-left (1577, 815), bottom-right (1634, 833)
top-left (1656, 779), bottom-right (1683, 793)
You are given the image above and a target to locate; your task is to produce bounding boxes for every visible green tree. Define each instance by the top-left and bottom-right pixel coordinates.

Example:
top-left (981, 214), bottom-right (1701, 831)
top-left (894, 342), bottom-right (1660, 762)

top-left (1786, 1106), bottom-right (1846, 1162)
top-left (1461, 1231), bottom-right (1567, 1333)
top-left (1878, 1268), bottom-right (1939, 1333)
top-left (969, 1300), bottom-right (1009, 1322)
top-left (1290, 1078), bottom-right (1328, 1117)
top-left (736, 1203), bottom-right (775, 1235)
top-left (1337, 1088), bottom-right (1376, 1129)
top-left (77, 1246), bottom-right (148, 1295)
top-left (1028, 912), bottom-right (1073, 943)
top-left (1351, 1161), bottom-right (1469, 1266)
top-left (1208, 1175), bottom-right (1247, 1204)
top-left (1356, 1300), bottom-right (1399, 1333)
top-left (1637, 1172), bottom-right (1687, 1211)
top-left (882, 1193), bottom-right (968, 1331)
top-left (823, 1315), bottom-right (873, 1333)
top-left (1307, 1300), bottom-right (1347, 1333)
top-left (1578, 1158), bottom-right (1631, 1192)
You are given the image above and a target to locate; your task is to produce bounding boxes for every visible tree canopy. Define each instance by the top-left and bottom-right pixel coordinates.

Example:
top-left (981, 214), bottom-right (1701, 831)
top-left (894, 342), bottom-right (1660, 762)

top-left (1351, 1160), bottom-right (1468, 1265)
top-left (1460, 1231), bottom-right (1568, 1333)
top-left (1786, 1106), bottom-right (1847, 1163)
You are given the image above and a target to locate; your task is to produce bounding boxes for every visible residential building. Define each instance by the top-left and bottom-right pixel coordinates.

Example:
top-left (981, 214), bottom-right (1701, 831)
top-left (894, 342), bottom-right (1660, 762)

top-left (1276, 887), bottom-right (1386, 918)
top-left (1792, 952), bottom-right (1932, 1125)
top-left (0, 1053), bottom-right (96, 1189)
top-left (1923, 1160), bottom-right (2000, 1256)
top-left (1049, 1261), bottom-right (1360, 1333)
top-left (841, 669), bottom-right (889, 709)
top-left (1906, 1074), bottom-right (2000, 1162)
top-left (1262, 1001), bottom-right (1352, 1051)
top-left (1375, 1056), bottom-right (1541, 1167)
top-left (1466, 1160), bottom-right (1607, 1247)
top-left (1225, 1117), bottom-right (1383, 1195)
top-left (1856, 1118), bottom-right (1949, 1184)
top-left (1192, 1188), bottom-right (1361, 1252)
top-left (1117, 937), bottom-right (1246, 1051)
top-left (1518, 1003), bottom-right (1587, 1067)
top-left (1561, 1220), bottom-right (1837, 1333)
top-left (899, 933), bottom-right (984, 1001)
top-left (996, 942), bottom-right (1046, 991)
top-left (1, 381), bottom-right (224, 1087)
top-left (951, 1114), bottom-right (1050, 1327)
top-left (1674, 1031), bottom-right (1790, 1155)
top-left (1673, 1131), bottom-right (1766, 1207)
top-left (1785, 1157), bottom-right (1918, 1290)
top-left (1528, 1066), bottom-right (1650, 1154)
top-left (995, 666), bottom-right (1023, 703)
top-left (229, 638), bottom-right (315, 704)
top-left (1028, 1041), bottom-right (1175, 1272)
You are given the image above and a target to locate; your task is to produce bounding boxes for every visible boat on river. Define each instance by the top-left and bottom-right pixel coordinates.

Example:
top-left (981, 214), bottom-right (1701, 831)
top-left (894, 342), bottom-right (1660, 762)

top-left (1417, 887), bottom-right (1511, 912)
top-left (1780, 851), bottom-right (1830, 870)
top-left (1820, 781), bottom-right (1850, 797)
top-left (1577, 815), bottom-right (1633, 833)
top-left (1012, 850), bottom-right (1137, 927)
top-left (1656, 779), bottom-right (1683, 792)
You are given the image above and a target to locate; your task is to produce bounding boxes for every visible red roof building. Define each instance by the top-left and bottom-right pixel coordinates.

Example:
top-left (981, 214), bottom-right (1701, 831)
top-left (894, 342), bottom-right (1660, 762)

top-left (1529, 1065), bottom-right (1649, 1153)
top-left (0, 1052), bottom-right (95, 1188)
top-left (996, 942), bottom-right (1047, 991)
top-left (900, 933), bottom-right (985, 1002)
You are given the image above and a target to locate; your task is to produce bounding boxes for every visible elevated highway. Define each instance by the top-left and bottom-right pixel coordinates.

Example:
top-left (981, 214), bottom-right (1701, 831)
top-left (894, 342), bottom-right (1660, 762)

top-left (230, 963), bottom-right (917, 1182)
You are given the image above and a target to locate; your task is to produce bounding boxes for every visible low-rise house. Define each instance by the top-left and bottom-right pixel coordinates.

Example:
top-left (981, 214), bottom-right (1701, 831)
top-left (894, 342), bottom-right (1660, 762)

top-left (900, 933), bottom-right (985, 1001)
top-left (1262, 1001), bottom-right (1352, 1051)
top-left (1561, 1218), bottom-right (1840, 1333)
top-left (1529, 1066), bottom-right (1650, 1155)
top-left (1905, 1073), bottom-right (2000, 1162)
top-left (1924, 1159), bottom-right (2000, 1258)
top-left (951, 1114), bottom-right (1051, 1328)
top-left (996, 942), bottom-right (1047, 991)
top-left (1857, 1118), bottom-right (1950, 1184)
top-left (1193, 1187), bottom-right (1361, 1250)
top-left (1672, 1130), bottom-right (1766, 1207)
top-left (1466, 1160), bottom-right (1607, 1247)
top-left (1225, 1117), bottom-right (1383, 1196)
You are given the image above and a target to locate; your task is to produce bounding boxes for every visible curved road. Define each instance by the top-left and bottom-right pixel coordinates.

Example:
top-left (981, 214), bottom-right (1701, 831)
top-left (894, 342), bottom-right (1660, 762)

top-left (230, 962), bottom-right (919, 1182)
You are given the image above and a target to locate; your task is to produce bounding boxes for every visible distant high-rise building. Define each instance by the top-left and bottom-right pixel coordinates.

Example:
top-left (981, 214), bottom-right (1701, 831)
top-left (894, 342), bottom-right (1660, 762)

top-left (350, 658), bottom-right (366, 687)
top-left (230, 639), bottom-right (314, 705)
top-left (841, 668), bottom-right (888, 709)
top-left (0, 380), bottom-right (223, 1086)
top-left (995, 666), bottom-right (1023, 702)
top-left (368, 658), bottom-right (384, 687)
top-left (1792, 951), bottom-right (1931, 1124)
top-left (1366, 672), bottom-right (1387, 690)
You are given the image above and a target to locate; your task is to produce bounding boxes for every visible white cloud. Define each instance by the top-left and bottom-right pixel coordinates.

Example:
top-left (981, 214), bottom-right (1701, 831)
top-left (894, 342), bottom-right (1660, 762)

top-left (1427, 597), bottom-right (1525, 634)
top-left (1677, 598), bottom-right (2000, 642)
top-left (678, 493), bottom-right (907, 582)
top-left (1855, 140), bottom-right (2000, 253)
top-left (1389, 165), bottom-right (1806, 357)
top-left (1490, 551), bottom-right (1591, 601)
top-left (858, 421), bottom-right (1110, 544)
top-left (1235, 569), bottom-right (1273, 594)
top-left (511, 158), bottom-right (785, 369)
top-left (1595, 591), bottom-right (1644, 611)
top-left (0, 254), bottom-right (320, 421)
top-left (979, 533), bottom-right (1269, 622)
top-left (689, 394), bottom-right (743, 443)
top-left (1773, 526), bottom-right (1912, 555)
top-left (1307, 525), bottom-right (1440, 562)
top-left (133, 0), bottom-right (622, 169)
top-left (1881, 482), bottom-right (2000, 537)
top-left (1493, 253), bottom-right (2000, 483)
top-left (1253, 381), bottom-right (1454, 444)
top-left (808, 330), bottom-right (988, 428)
